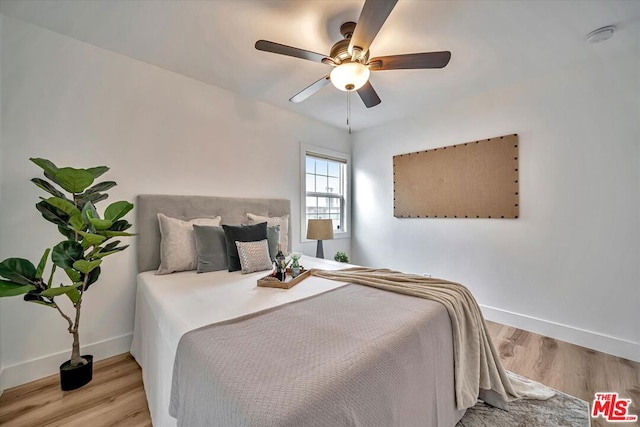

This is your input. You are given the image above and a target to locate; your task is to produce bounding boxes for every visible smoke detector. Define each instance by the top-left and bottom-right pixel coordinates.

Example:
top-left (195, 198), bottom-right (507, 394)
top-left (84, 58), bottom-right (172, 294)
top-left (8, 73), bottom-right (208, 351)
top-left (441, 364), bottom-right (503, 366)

top-left (586, 26), bottom-right (615, 44)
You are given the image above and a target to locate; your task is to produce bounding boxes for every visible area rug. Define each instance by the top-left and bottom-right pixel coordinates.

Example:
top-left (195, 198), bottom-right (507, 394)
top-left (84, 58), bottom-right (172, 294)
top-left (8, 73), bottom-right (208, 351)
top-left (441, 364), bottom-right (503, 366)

top-left (457, 373), bottom-right (590, 427)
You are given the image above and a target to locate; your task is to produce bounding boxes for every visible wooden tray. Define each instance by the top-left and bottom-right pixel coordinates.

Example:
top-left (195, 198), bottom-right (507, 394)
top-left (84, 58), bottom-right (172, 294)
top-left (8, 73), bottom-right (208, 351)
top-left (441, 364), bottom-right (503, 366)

top-left (257, 268), bottom-right (310, 289)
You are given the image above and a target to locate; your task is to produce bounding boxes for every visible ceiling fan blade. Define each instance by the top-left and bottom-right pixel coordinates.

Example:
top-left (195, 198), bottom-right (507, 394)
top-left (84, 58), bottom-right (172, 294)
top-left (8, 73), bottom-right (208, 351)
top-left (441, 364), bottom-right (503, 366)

top-left (368, 51), bottom-right (452, 70)
top-left (349, 0), bottom-right (398, 58)
top-left (256, 40), bottom-right (332, 64)
top-left (357, 81), bottom-right (382, 108)
top-left (289, 75), bottom-right (331, 103)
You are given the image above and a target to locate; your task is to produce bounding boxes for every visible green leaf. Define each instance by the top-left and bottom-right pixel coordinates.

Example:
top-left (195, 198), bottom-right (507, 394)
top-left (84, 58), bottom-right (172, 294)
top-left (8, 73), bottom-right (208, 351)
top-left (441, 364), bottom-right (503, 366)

top-left (24, 293), bottom-right (55, 307)
top-left (73, 259), bottom-right (102, 274)
top-left (31, 178), bottom-right (66, 199)
top-left (94, 245), bottom-right (129, 259)
top-left (28, 300), bottom-right (57, 307)
top-left (85, 181), bottom-right (116, 193)
top-left (66, 288), bottom-right (81, 304)
top-left (93, 241), bottom-right (123, 256)
top-left (88, 217), bottom-right (113, 231)
top-left (57, 225), bottom-right (76, 240)
top-left (51, 241), bottom-right (84, 270)
top-left (35, 249), bottom-right (51, 279)
top-left (85, 181), bottom-right (118, 194)
top-left (78, 231), bottom-right (106, 248)
top-left (76, 192), bottom-right (108, 209)
top-left (84, 202), bottom-right (99, 218)
top-left (102, 240), bottom-right (121, 252)
top-left (104, 201), bottom-right (133, 222)
top-left (86, 166), bottom-right (109, 179)
top-left (82, 202), bottom-right (99, 232)
top-left (30, 158), bottom-right (59, 177)
top-left (69, 214), bottom-right (86, 231)
top-left (101, 230), bottom-right (134, 238)
top-left (84, 266), bottom-right (101, 290)
top-left (109, 220), bottom-right (132, 232)
top-left (41, 283), bottom-right (83, 298)
top-left (36, 200), bottom-right (69, 226)
top-left (54, 167), bottom-right (95, 193)
top-left (0, 258), bottom-right (37, 285)
top-left (47, 264), bottom-right (57, 289)
top-left (0, 280), bottom-right (36, 297)
top-left (64, 268), bottom-right (81, 283)
top-left (43, 197), bottom-right (80, 217)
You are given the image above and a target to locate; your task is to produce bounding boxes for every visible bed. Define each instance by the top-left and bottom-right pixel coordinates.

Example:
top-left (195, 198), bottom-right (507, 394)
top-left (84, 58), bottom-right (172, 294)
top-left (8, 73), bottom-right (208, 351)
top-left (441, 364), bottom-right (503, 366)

top-left (130, 195), bottom-right (467, 426)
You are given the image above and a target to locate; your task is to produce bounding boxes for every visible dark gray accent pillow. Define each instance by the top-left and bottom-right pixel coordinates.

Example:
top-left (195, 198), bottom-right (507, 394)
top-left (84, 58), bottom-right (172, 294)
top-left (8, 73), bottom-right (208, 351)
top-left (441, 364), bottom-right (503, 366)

top-left (222, 222), bottom-right (268, 272)
top-left (193, 225), bottom-right (228, 273)
top-left (243, 224), bottom-right (279, 260)
top-left (267, 225), bottom-right (280, 261)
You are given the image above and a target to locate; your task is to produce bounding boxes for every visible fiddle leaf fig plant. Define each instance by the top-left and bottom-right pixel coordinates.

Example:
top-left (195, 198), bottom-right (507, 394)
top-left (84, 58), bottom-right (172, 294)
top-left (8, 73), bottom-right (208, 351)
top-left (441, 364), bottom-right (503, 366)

top-left (0, 158), bottom-right (133, 367)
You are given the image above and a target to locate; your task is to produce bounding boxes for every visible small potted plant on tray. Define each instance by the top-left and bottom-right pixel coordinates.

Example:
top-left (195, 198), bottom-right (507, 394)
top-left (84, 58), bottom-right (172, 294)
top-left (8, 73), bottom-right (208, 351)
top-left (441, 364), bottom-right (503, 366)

top-left (0, 158), bottom-right (134, 391)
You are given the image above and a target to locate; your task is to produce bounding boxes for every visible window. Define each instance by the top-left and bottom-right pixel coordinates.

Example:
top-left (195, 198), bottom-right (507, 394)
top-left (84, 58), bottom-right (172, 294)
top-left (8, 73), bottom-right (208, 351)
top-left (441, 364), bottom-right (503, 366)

top-left (301, 144), bottom-right (351, 239)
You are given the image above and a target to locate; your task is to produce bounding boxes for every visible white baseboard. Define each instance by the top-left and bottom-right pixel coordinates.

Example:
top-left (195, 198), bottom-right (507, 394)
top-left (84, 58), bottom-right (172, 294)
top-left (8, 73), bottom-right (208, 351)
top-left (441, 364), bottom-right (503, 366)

top-left (0, 332), bottom-right (132, 395)
top-left (480, 304), bottom-right (640, 363)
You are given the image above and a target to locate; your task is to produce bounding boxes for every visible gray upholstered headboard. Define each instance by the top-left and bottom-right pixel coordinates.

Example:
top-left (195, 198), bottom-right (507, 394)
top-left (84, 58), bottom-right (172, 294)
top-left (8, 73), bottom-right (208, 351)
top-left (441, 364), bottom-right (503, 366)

top-left (136, 194), bottom-right (291, 273)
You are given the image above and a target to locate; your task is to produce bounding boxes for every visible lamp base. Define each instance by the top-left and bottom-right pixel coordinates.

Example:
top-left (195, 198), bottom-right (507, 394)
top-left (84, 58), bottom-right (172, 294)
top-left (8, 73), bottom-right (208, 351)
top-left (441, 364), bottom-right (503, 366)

top-left (316, 240), bottom-right (325, 259)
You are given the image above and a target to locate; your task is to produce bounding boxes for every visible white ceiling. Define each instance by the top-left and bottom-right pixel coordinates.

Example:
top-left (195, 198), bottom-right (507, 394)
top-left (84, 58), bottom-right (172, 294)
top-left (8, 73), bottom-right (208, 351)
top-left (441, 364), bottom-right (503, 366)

top-left (1, 0), bottom-right (639, 132)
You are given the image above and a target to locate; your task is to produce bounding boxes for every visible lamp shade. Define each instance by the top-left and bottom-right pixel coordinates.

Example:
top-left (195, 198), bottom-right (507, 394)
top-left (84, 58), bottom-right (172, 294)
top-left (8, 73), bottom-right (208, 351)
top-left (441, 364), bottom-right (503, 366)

top-left (330, 62), bottom-right (370, 92)
top-left (306, 219), bottom-right (334, 240)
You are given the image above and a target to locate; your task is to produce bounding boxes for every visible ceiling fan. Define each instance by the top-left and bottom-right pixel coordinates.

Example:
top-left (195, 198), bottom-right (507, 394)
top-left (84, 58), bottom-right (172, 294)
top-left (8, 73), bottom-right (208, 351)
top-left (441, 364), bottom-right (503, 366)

top-left (255, 0), bottom-right (451, 108)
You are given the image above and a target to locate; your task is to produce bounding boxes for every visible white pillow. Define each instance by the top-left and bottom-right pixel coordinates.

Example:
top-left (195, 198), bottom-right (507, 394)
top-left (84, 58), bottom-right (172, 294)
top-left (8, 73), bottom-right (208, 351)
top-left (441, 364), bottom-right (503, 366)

top-left (157, 213), bottom-right (222, 275)
top-left (235, 239), bottom-right (273, 274)
top-left (246, 213), bottom-right (289, 251)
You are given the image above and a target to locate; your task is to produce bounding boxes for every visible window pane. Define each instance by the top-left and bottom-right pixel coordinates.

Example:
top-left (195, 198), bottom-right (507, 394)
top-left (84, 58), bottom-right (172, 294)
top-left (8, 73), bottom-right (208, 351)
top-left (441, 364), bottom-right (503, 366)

top-left (315, 175), bottom-right (328, 193)
top-left (328, 162), bottom-right (340, 177)
top-left (327, 177), bottom-right (340, 194)
top-left (306, 157), bottom-right (315, 174)
top-left (315, 159), bottom-right (328, 176)
top-left (306, 197), bottom-right (316, 214)
top-left (326, 197), bottom-right (334, 209)
top-left (306, 174), bottom-right (315, 192)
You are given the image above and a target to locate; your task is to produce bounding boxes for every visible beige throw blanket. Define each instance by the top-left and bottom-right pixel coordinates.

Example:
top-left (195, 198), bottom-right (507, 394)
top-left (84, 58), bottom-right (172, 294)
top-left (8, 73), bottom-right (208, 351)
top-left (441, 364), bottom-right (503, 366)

top-left (311, 267), bottom-right (554, 411)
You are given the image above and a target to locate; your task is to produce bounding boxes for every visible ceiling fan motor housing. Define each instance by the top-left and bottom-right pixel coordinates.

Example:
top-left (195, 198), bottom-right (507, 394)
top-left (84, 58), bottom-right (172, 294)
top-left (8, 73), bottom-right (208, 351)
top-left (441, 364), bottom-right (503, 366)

top-left (331, 22), bottom-right (369, 64)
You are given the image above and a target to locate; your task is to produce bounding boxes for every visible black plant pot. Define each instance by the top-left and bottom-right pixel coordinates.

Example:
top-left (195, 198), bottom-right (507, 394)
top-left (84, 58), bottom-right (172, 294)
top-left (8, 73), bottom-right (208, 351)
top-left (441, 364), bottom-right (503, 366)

top-left (60, 355), bottom-right (93, 391)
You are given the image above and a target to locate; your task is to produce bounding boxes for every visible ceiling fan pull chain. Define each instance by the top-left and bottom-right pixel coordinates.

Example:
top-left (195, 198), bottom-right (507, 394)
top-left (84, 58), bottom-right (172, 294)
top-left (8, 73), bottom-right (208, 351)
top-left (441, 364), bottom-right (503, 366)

top-left (347, 91), bottom-right (352, 134)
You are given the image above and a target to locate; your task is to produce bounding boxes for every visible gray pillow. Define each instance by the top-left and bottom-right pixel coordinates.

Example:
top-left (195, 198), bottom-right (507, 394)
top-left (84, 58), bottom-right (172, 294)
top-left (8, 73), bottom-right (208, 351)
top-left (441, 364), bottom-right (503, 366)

top-left (193, 225), bottom-right (228, 273)
top-left (222, 222), bottom-right (268, 272)
top-left (156, 213), bottom-right (222, 275)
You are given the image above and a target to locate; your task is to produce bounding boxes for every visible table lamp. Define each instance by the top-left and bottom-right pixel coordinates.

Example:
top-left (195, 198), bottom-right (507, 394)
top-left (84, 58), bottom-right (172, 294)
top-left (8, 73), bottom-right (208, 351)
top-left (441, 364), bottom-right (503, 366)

top-left (306, 219), bottom-right (334, 259)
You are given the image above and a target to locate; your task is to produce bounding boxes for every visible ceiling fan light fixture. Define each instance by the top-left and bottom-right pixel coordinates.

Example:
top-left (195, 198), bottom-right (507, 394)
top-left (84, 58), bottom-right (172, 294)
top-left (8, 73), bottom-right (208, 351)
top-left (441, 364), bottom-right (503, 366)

top-left (330, 62), bottom-right (370, 92)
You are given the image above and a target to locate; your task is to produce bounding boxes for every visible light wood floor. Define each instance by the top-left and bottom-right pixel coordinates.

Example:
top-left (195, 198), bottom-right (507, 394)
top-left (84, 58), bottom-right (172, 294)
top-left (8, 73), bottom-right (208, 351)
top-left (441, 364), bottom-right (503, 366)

top-left (1, 321), bottom-right (638, 427)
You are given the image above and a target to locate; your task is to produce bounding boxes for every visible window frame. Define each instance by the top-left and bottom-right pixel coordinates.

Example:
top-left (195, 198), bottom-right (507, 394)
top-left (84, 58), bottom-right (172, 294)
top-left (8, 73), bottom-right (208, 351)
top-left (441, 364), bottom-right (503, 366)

top-left (300, 143), bottom-right (351, 242)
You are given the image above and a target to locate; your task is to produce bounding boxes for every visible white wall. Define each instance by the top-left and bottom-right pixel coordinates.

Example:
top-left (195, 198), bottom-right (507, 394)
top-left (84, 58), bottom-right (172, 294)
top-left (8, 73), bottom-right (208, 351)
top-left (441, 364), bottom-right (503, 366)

top-left (352, 52), bottom-right (639, 362)
top-left (0, 13), bottom-right (4, 394)
top-left (0, 16), bottom-right (351, 390)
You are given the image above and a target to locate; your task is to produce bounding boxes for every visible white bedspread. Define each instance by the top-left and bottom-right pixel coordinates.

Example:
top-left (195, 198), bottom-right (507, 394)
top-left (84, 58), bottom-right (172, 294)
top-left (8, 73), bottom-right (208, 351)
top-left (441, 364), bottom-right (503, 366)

top-left (130, 256), bottom-right (351, 427)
